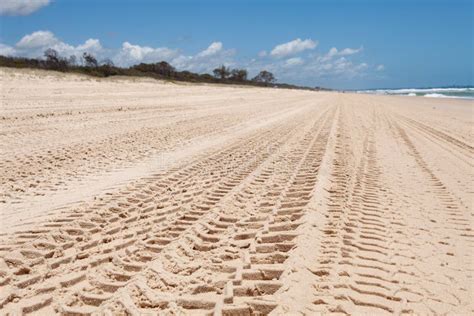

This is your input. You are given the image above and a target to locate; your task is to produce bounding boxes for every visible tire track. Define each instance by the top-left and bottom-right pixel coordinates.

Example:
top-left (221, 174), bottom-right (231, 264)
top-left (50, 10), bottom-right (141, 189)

top-left (93, 106), bottom-right (336, 315)
top-left (0, 110), bottom-right (279, 202)
top-left (391, 118), bottom-right (473, 237)
top-left (380, 110), bottom-right (474, 314)
top-left (309, 107), bottom-right (443, 315)
top-left (1, 75), bottom-right (473, 315)
top-left (0, 105), bottom-right (330, 314)
top-left (396, 115), bottom-right (474, 155)
top-left (309, 109), bottom-right (400, 314)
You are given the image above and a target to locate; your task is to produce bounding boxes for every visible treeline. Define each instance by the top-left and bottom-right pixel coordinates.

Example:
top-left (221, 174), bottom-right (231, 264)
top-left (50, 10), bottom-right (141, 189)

top-left (0, 49), bottom-right (329, 91)
top-left (0, 49), bottom-right (279, 86)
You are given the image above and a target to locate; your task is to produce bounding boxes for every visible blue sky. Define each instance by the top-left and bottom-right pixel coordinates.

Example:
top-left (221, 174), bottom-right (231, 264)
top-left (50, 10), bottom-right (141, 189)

top-left (0, 0), bottom-right (472, 89)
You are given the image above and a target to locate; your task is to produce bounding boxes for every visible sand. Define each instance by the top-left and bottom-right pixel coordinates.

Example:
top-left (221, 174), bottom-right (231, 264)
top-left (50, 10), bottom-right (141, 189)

top-left (0, 67), bottom-right (472, 315)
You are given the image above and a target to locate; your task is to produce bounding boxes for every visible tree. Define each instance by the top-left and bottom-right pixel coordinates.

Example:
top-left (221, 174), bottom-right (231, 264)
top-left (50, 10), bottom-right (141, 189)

top-left (199, 73), bottom-right (214, 81)
top-left (154, 61), bottom-right (175, 77)
top-left (101, 58), bottom-right (114, 67)
top-left (68, 55), bottom-right (77, 66)
top-left (131, 63), bottom-right (154, 73)
top-left (83, 52), bottom-right (98, 68)
top-left (99, 58), bottom-right (120, 77)
top-left (213, 65), bottom-right (230, 80)
top-left (43, 48), bottom-right (68, 71)
top-left (252, 70), bottom-right (276, 84)
top-left (44, 48), bottom-right (59, 64)
top-left (131, 61), bottom-right (175, 78)
top-left (229, 69), bottom-right (248, 81)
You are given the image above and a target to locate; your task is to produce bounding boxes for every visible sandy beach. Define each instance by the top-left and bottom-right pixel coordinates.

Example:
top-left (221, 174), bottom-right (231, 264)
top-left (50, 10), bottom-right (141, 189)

top-left (0, 67), bottom-right (472, 315)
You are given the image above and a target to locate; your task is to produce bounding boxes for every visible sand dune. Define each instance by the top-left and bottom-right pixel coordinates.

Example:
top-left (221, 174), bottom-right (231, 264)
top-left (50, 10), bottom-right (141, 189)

top-left (0, 68), bottom-right (472, 315)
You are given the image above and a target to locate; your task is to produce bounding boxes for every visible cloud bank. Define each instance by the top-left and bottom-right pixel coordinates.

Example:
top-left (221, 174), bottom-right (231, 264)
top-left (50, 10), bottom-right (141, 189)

top-left (4, 31), bottom-right (105, 61)
top-left (0, 0), bottom-right (50, 16)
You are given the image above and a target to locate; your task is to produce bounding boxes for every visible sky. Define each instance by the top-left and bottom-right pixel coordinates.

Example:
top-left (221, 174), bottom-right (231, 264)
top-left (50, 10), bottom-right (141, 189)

top-left (0, 0), bottom-right (472, 89)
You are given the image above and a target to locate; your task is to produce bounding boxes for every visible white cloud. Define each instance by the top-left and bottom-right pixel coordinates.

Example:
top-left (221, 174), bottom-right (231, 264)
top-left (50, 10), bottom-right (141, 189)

top-left (270, 38), bottom-right (317, 58)
top-left (0, 43), bottom-right (16, 56)
top-left (77, 39), bottom-right (103, 52)
top-left (170, 42), bottom-right (236, 73)
top-left (249, 48), bottom-right (370, 85)
top-left (338, 47), bottom-right (363, 56)
top-left (0, 0), bottom-right (50, 16)
top-left (197, 42), bottom-right (223, 57)
top-left (2, 31), bottom-right (236, 71)
top-left (327, 47), bottom-right (339, 59)
top-left (258, 50), bottom-right (267, 57)
top-left (114, 41), bottom-right (235, 70)
top-left (114, 41), bottom-right (179, 66)
top-left (321, 57), bottom-right (368, 78)
top-left (320, 46), bottom-right (363, 62)
top-left (16, 30), bottom-right (59, 49)
top-left (285, 57), bottom-right (304, 67)
top-left (12, 30), bottom-right (105, 60)
top-left (323, 57), bottom-right (366, 78)
top-left (357, 62), bottom-right (368, 70)
top-left (333, 57), bottom-right (350, 72)
top-left (376, 64), bottom-right (385, 71)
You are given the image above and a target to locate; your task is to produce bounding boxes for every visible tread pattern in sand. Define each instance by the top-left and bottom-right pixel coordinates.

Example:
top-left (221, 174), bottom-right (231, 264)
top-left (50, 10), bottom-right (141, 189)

top-left (0, 69), bottom-right (472, 315)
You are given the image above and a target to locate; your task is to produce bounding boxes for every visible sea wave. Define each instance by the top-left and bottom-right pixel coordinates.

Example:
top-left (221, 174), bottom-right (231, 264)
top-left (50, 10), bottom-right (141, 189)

top-left (424, 93), bottom-right (450, 98)
top-left (357, 87), bottom-right (474, 99)
top-left (423, 93), bottom-right (474, 99)
top-left (359, 87), bottom-right (473, 94)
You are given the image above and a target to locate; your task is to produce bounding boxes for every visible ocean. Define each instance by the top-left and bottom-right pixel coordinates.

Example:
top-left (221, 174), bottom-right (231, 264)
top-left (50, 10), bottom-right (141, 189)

top-left (357, 87), bottom-right (474, 99)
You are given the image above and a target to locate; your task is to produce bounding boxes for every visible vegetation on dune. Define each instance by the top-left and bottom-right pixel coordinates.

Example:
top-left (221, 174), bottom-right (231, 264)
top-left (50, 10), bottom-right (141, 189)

top-left (252, 70), bottom-right (276, 84)
top-left (0, 49), bottom-right (331, 90)
top-left (212, 65), bottom-right (231, 80)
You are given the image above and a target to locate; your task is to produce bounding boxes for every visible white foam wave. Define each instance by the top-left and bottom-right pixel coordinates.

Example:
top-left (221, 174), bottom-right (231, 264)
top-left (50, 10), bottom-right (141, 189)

top-left (424, 93), bottom-right (449, 98)
top-left (359, 87), bottom-right (474, 95)
top-left (422, 93), bottom-right (474, 99)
